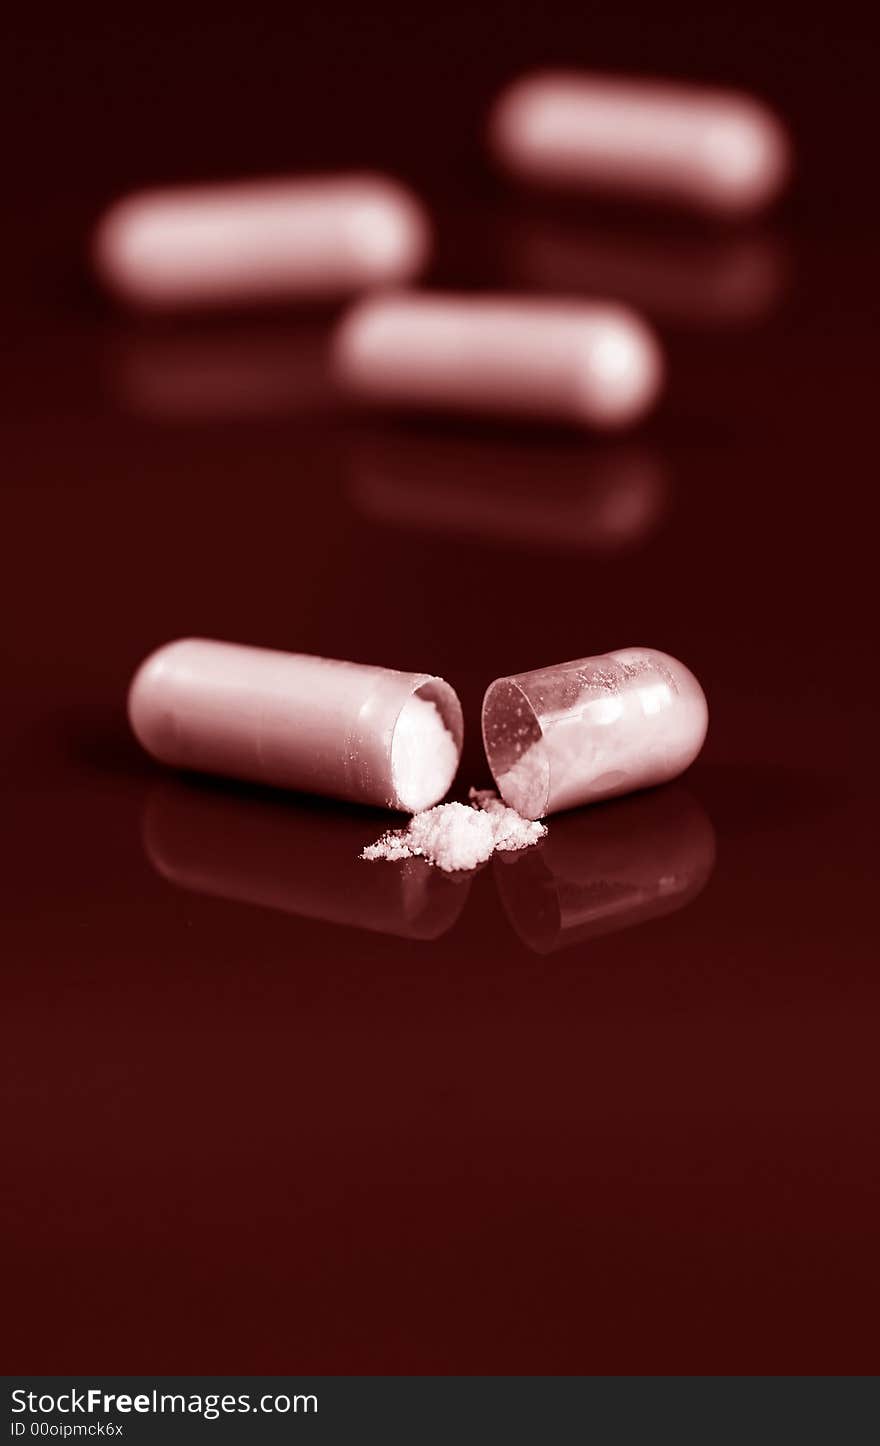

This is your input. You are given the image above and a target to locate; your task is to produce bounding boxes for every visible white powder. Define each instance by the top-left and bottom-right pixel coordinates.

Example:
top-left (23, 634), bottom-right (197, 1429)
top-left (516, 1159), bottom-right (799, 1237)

top-left (495, 744), bottom-right (550, 820)
top-left (466, 787), bottom-right (545, 847)
top-left (361, 788), bottom-right (547, 873)
top-left (391, 693), bottom-right (460, 813)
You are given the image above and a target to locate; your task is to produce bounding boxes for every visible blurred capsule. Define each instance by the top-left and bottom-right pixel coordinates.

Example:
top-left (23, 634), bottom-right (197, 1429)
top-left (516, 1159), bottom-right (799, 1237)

top-left (490, 71), bottom-right (791, 218)
top-left (347, 434), bottom-right (669, 553)
top-left (334, 293), bottom-right (663, 429)
top-left (494, 785), bottom-right (716, 954)
top-left (93, 172), bottom-right (431, 310)
top-left (144, 780), bottom-right (470, 942)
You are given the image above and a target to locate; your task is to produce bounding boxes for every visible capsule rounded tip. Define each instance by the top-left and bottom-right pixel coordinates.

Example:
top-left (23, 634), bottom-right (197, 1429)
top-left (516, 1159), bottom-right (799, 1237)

top-left (127, 638), bottom-right (194, 762)
top-left (571, 306), bottom-right (665, 427)
top-left (331, 294), bottom-right (387, 387)
top-left (340, 176), bottom-right (432, 285)
top-left (486, 73), bottom-right (548, 168)
top-left (693, 98), bottom-right (792, 217)
top-left (610, 645), bottom-right (710, 765)
top-left (91, 194), bottom-right (159, 307)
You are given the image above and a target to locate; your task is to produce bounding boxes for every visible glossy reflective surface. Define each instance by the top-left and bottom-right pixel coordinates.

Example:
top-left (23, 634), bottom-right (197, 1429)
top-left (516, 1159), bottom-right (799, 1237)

top-left (144, 778), bottom-right (472, 940)
top-left (494, 785), bottom-right (716, 953)
top-left (2, 2), bottom-right (878, 1375)
top-left (346, 434), bottom-right (671, 552)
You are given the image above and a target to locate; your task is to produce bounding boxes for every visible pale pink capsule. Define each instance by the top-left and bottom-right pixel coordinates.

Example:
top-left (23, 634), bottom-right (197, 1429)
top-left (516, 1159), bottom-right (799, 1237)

top-left (482, 647), bottom-right (708, 819)
top-left (490, 71), bottom-right (791, 217)
top-left (93, 173), bottom-right (431, 309)
top-left (333, 293), bottom-right (663, 429)
top-left (129, 638), bottom-right (463, 812)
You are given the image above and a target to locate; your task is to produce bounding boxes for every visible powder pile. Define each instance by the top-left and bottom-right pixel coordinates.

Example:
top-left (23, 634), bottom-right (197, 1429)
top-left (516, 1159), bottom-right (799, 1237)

top-left (391, 693), bottom-right (460, 813)
top-left (361, 788), bottom-right (547, 873)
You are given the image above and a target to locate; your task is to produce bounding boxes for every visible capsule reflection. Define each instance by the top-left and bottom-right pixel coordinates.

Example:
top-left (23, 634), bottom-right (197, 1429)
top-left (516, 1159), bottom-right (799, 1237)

top-left (494, 785), bottom-right (715, 954)
top-left (106, 321), bottom-right (335, 422)
top-left (347, 434), bottom-right (669, 554)
top-left (499, 218), bottom-right (788, 327)
top-left (143, 780), bottom-right (471, 941)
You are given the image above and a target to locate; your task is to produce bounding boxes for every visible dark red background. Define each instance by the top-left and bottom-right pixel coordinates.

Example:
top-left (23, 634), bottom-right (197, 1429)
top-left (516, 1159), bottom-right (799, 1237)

top-left (2, 3), bottom-right (877, 1372)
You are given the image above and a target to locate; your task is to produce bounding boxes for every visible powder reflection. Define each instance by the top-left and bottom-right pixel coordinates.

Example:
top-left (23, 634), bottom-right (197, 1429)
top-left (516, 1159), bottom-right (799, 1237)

top-left (494, 784), bottom-right (715, 954)
top-left (143, 779), bottom-right (470, 941)
top-left (106, 320), bottom-right (335, 422)
top-left (499, 217), bottom-right (788, 327)
top-left (347, 434), bottom-right (669, 554)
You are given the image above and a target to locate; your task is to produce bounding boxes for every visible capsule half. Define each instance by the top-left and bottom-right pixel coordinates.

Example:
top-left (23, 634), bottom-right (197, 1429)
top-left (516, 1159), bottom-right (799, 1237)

top-left (144, 780), bottom-right (471, 941)
top-left (482, 647), bottom-right (708, 819)
top-left (129, 638), bottom-right (463, 812)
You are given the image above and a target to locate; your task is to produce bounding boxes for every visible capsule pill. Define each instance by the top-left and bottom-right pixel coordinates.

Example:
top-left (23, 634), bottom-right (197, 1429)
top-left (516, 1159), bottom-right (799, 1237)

top-left (490, 71), bottom-right (791, 217)
top-left (93, 173), bottom-right (431, 309)
top-left (129, 638), bottom-right (463, 812)
top-left (482, 647), bottom-right (708, 819)
top-left (333, 292), bottom-right (664, 429)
